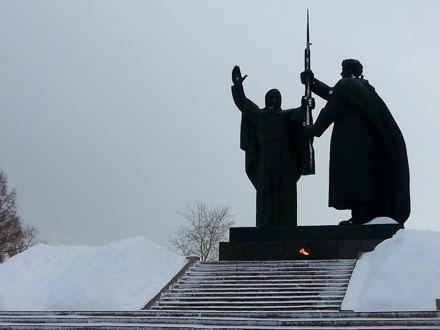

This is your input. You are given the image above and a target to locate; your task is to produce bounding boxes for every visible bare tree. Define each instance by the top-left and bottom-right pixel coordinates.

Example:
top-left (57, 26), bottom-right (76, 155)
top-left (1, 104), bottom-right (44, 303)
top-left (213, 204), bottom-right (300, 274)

top-left (7, 224), bottom-right (47, 258)
top-left (170, 202), bottom-right (235, 261)
top-left (0, 172), bottom-right (22, 262)
top-left (0, 171), bottom-right (45, 262)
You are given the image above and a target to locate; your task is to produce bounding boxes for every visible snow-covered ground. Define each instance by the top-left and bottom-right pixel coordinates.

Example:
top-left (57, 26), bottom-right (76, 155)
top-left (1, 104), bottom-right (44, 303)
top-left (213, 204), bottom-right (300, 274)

top-left (0, 229), bottom-right (439, 312)
top-left (0, 237), bottom-right (187, 310)
top-left (342, 227), bottom-right (440, 311)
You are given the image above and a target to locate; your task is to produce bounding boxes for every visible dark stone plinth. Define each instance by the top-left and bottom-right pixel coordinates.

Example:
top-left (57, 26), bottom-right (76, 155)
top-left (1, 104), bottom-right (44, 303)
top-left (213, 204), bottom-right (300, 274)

top-left (219, 224), bottom-right (403, 260)
top-left (229, 224), bottom-right (403, 242)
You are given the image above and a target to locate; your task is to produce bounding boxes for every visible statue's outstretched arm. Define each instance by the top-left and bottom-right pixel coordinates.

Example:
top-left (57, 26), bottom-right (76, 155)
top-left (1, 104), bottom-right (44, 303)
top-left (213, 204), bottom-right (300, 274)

top-left (300, 70), bottom-right (333, 100)
top-left (311, 78), bottom-right (333, 100)
top-left (232, 65), bottom-right (247, 85)
top-left (231, 66), bottom-right (258, 117)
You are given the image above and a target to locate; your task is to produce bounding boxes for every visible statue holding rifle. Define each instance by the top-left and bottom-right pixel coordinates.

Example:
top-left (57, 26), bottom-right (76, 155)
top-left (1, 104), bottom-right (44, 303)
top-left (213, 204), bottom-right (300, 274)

top-left (301, 59), bottom-right (411, 225)
top-left (300, 10), bottom-right (410, 225)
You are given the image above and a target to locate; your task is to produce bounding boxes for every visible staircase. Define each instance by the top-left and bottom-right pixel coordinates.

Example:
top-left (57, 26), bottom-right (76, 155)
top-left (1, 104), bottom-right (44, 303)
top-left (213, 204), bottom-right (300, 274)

top-left (151, 259), bottom-right (356, 312)
top-left (0, 259), bottom-right (440, 329)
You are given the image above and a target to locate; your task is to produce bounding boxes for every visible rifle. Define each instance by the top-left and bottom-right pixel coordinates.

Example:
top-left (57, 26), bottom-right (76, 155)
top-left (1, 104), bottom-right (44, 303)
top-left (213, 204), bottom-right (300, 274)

top-left (302, 9), bottom-right (315, 175)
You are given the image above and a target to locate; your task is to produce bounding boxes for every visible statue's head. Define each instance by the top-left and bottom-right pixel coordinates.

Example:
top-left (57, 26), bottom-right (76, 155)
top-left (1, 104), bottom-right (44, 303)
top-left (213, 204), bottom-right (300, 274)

top-left (341, 59), bottom-right (363, 78)
top-left (265, 89), bottom-right (282, 110)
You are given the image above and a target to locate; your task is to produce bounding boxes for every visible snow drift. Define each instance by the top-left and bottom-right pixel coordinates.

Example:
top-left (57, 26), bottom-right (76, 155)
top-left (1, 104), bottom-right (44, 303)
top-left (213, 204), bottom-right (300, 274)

top-left (0, 237), bottom-right (187, 310)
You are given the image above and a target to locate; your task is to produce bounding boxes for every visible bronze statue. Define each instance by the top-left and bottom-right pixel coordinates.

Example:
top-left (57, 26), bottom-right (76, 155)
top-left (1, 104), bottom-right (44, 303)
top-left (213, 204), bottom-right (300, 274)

top-left (301, 59), bottom-right (410, 225)
top-left (232, 66), bottom-right (311, 227)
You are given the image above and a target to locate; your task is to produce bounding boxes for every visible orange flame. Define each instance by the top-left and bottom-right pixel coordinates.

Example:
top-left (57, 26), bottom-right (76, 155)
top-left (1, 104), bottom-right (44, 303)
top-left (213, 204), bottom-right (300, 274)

top-left (299, 248), bottom-right (310, 256)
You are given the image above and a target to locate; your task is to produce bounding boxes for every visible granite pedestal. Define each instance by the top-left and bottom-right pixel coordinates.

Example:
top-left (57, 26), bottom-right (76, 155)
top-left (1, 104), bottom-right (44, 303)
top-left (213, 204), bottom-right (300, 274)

top-left (219, 224), bottom-right (403, 260)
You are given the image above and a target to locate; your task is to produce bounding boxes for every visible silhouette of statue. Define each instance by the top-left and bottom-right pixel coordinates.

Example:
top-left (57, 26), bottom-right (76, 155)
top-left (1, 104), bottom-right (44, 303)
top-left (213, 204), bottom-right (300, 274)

top-left (232, 65), bottom-right (310, 227)
top-left (301, 59), bottom-right (410, 225)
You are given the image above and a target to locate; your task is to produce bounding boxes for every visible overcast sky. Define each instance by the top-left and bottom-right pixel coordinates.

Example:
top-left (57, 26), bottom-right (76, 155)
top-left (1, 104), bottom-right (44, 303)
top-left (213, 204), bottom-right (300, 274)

top-left (0, 1), bottom-right (439, 248)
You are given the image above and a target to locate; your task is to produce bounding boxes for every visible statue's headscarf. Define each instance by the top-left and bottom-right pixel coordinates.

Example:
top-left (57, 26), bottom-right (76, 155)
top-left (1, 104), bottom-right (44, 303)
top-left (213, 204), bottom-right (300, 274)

top-left (265, 89), bottom-right (282, 109)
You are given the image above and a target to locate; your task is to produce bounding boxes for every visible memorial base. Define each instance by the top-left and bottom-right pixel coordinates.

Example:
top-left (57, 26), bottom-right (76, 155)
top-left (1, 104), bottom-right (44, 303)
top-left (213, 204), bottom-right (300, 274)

top-left (219, 224), bottom-right (403, 260)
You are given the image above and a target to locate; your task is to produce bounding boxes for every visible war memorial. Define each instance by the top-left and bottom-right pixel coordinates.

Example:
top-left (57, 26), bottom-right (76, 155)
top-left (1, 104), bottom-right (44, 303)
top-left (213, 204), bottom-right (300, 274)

top-left (220, 13), bottom-right (409, 261)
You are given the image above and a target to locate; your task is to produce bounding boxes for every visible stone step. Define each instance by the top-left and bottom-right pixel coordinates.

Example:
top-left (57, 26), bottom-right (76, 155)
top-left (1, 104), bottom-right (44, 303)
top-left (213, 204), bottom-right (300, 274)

top-left (159, 295), bottom-right (344, 302)
top-left (152, 304), bottom-right (341, 311)
top-left (156, 302), bottom-right (345, 309)
top-left (192, 264), bottom-right (355, 269)
top-left (186, 270), bottom-right (352, 280)
top-left (1, 324), bottom-right (439, 329)
top-left (182, 272), bottom-right (352, 279)
top-left (196, 266), bottom-right (355, 270)
top-left (179, 275), bottom-right (351, 284)
top-left (1, 317), bottom-right (440, 329)
top-left (167, 290), bottom-right (346, 297)
top-left (173, 282), bottom-right (349, 289)
top-left (1, 310), bottom-right (439, 319)
top-left (200, 259), bottom-right (356, 264)
top-left (1, 311), bottom-right (440, 329)
top-left (194, 261), bottom-right (356, 266)
top-left (176, 279), bottom-right (351, 286)
top-left (194, 267), bottom-right (355, 273)
top-left (172, 285), bottom-right (343, 291)
top-left (191, 264), bottom-right (356, 271)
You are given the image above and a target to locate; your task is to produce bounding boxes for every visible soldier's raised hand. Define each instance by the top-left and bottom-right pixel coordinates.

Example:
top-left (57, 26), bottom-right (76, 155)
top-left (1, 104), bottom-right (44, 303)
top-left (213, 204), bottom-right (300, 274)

top-left (232, 65), bottom-right (248, 84)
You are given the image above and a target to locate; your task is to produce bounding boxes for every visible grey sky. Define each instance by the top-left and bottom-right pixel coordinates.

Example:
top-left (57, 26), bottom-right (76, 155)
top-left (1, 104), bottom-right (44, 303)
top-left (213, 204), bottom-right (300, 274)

top-left (0, 1), bottom-right (439, 247)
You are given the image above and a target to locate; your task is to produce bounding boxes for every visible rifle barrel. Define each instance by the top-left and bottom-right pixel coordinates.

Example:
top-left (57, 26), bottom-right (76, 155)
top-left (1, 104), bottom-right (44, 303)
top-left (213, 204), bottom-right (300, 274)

top-left (302, 9), bottom-right (315, 176)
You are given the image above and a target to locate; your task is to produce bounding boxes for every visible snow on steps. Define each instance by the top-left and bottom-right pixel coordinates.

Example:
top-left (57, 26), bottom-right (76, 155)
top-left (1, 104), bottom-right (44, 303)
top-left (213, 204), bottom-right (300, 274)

top-left (151, 259), bottom-right (356, 312)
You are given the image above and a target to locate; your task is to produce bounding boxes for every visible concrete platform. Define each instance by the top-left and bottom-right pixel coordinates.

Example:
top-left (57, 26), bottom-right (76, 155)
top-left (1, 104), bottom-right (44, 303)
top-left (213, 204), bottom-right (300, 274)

top-left (219, 224), bottom-right (403, 260)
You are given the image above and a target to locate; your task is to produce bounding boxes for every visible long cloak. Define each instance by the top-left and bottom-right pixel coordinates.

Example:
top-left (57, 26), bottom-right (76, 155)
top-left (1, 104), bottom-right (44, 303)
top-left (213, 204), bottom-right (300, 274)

top-left (312, 78), bottom-right (410, 223)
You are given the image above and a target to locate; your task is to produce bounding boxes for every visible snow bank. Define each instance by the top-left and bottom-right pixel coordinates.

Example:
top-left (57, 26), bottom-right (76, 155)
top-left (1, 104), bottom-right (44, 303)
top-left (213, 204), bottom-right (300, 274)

top-left (0, 237), bottom-right (187, 310)
top-left (342, 229), bottom-right (440, 311)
